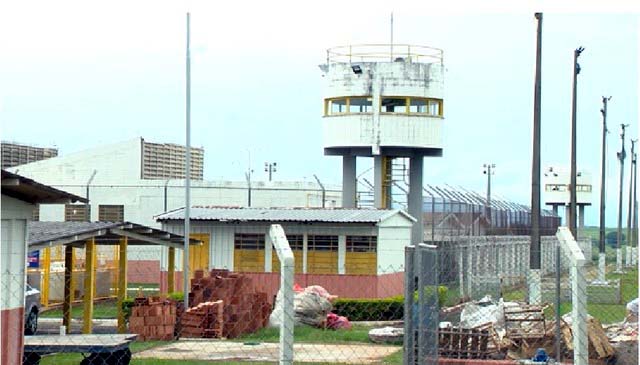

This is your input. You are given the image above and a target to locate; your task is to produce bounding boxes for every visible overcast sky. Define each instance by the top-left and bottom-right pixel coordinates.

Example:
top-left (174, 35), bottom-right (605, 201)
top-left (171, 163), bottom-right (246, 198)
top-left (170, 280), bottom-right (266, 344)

top-left (0, 1), bottom-right (638, 226)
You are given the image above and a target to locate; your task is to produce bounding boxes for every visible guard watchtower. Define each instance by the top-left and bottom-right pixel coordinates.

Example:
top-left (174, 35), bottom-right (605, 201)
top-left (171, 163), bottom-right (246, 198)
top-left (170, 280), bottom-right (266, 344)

top-left (319, 44), bottom-right (445, 244)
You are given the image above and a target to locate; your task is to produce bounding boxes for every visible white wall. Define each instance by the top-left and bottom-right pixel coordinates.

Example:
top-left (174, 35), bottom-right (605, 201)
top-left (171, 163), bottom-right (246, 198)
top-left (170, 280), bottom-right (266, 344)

top-left (377, 214), bottom-right (413, 274)
top-left (1, 195), bottom-right (32, 310)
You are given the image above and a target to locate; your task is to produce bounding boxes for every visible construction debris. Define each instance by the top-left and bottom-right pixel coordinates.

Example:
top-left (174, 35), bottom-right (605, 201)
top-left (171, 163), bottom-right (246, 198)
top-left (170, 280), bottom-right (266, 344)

top-left (180, 300), bottom-right (223, 338)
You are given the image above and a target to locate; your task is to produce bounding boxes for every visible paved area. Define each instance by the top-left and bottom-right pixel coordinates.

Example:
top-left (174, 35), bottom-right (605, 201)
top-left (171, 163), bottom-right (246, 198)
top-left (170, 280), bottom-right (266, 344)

top-left (135, 340), bottom-right (401, 363)
top-left (38, 318), bottom-right (117, 335)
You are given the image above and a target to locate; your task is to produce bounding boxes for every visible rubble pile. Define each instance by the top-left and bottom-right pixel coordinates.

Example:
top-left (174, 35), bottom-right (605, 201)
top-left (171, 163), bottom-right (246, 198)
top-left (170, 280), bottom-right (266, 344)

top-left (129, 297), bottom-right (176, 341)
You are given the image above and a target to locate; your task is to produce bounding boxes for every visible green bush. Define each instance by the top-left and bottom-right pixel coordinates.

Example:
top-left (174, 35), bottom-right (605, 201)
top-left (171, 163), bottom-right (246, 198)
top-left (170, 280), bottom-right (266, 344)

top-left (333, 286), bottom-right (448, 322)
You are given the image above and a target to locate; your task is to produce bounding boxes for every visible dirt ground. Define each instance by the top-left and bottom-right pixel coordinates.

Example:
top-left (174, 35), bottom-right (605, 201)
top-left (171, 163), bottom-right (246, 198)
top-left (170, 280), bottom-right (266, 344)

top-left (135, 339), bottom-right (401, 363)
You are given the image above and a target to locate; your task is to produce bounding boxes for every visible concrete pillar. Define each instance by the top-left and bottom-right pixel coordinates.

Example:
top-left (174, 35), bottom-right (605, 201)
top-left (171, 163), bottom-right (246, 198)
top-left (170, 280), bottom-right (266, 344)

top-left (565, 205), bottom-right (571, 227)
top-left (578, 205), bottom-right (585, 230)
top-left (374, 155), bottom-right (390, 209)
top-left (342, 155), bottom-right (357, 208)
top-left (338, 235), bottom-right (346, 274)
top-left (408, 156), bottom-right (424, 245)
top-left (552, 204), bottom-right (558, 216)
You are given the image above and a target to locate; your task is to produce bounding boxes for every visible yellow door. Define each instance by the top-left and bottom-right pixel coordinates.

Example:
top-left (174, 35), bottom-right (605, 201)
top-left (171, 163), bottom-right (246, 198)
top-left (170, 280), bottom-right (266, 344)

top-left (189, 233), bottom-right (210, 278)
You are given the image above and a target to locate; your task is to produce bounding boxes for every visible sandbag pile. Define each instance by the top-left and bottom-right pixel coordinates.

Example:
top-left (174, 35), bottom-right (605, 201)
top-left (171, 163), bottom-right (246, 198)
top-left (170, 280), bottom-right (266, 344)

top-left (269, 284), bottom-right (351, 330)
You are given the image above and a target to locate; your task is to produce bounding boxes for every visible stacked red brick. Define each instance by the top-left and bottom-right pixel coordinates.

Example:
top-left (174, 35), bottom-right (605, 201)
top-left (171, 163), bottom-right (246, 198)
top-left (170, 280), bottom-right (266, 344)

top-left (129, 297), bottom-right (176, 341)
top-left (181, 300), bottom-right (224, 338)
top-left (186, 269), bottom-right (271, 338)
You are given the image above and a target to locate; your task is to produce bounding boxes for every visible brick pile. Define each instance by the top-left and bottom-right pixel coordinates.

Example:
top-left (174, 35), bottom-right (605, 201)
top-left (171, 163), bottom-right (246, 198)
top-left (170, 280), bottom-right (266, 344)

top-left (180, 300), bottom-right (224, 338)
top-left (129, 297), bottom-right (176, 341)
top-left (186, 269), bottom-right (271, 338)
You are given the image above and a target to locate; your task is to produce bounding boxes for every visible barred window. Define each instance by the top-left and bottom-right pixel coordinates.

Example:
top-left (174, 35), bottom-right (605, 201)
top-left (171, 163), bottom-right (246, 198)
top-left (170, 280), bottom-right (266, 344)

top-left (98, 205), bottom-right (124, 222)
top-left (346, 235), bottom-right (377, 252)
top-left (286, 235), bottom-right (304, 250)
top-left (307, 235), bottom-right (339, 251)
top-left (234, 233), bottom-right (265, 250)
top-left (65, 204), bottom-right (90, 222)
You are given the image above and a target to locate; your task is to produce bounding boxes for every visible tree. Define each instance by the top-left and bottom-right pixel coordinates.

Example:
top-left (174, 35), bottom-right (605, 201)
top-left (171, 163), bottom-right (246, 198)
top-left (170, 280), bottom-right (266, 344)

top-left (605, 231), bottom-right (626, 247)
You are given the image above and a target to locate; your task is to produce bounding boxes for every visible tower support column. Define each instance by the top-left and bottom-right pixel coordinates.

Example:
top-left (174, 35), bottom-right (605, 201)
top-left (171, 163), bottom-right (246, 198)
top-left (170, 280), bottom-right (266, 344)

top-left (374, 156), bottom-right (392, 209)
top-left (342, 155), bottom-right (357, 208)
top-left (408, 156), bottom-right (424, 245)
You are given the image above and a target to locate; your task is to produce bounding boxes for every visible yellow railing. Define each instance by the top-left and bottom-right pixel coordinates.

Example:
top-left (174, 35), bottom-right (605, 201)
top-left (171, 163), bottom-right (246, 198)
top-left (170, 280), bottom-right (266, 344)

top-left (326, 44), bottom-right (443, 64)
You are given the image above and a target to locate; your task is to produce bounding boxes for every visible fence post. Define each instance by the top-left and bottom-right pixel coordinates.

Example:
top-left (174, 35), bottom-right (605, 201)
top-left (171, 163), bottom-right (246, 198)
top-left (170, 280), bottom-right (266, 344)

top-left (269, 224), bottom-right (295, 365)
top-left (556, 227), bottom-right (588, 365)
top-left (403, 245), bottom-right (416, 365)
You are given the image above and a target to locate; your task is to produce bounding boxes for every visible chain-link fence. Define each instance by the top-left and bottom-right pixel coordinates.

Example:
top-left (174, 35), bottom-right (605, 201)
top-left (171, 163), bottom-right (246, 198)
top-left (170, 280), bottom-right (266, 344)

top-left (11, 219), bottom-right (639, 365)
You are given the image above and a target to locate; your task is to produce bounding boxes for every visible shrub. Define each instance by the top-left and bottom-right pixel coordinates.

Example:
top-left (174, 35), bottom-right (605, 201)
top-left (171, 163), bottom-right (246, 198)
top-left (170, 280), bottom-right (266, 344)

top-left (332, 286), bottom-right (448, 322)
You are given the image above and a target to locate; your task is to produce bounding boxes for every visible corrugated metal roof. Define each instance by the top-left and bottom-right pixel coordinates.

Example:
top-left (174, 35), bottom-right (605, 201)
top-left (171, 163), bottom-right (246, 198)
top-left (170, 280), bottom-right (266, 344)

top-left (28, 221), bottom-right (200, 250)
top-left (155, 206), bottom-right (416, 223)
top-left (2, 169), bottom-right (87, 204)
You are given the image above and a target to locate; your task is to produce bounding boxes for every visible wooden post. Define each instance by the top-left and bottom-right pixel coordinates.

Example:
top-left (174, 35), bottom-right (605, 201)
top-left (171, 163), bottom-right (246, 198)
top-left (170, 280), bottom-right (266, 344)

top-left (117, 237), bottom-right (128, 333)
top-left (82, 238), bottom-right (96, 334)
top-left (62, 245), bottom-right (74, 334)
top-left (168, 247), bottom-right (175, 293)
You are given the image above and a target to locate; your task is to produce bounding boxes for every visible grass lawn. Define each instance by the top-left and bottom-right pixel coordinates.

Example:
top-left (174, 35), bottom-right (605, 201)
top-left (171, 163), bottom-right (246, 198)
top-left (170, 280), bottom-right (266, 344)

top-left (40, 301), bottom-right (119, 319)
top-left (237, 324), bottom-right (372, 343)
top-left (542, 267), bottom-right (638, 324)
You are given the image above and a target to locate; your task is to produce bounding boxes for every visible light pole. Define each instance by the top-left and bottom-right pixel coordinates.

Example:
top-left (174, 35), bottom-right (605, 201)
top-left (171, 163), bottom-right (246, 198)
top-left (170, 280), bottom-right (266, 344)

top-left (616, 123), bottom-right (629, 273)
top-left (483, 163), bottom-right (495, 229)
top-left (530, 12), bottom-right (543, 305)
top-left (265, 162), bottom-right (277, 182)
top-left (598, 96), bottom-right (611, 281)
top-left (626, 139), bottom-right (636, 266)
top-left (569, 46), bottom-right (584, 239)
top-left (633, 151), bottom-right (638, 265)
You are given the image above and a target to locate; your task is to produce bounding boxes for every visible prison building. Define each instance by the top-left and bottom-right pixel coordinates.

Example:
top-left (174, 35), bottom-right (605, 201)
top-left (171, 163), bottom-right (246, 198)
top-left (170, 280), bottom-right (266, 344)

top-left (1, 141), bottom-right (58, 169)
top-left (157, 206), bottom-right (414, 275)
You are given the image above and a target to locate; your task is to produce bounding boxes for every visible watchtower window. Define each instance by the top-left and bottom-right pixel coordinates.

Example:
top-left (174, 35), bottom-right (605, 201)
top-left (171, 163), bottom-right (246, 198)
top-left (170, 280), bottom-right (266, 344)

top-left (381, 98), bottom-right (407, 113)
top-left (410, 98), bottom-right (428, 113)
top-left (327, 98), bottom-right (347, 115)
top-left (349, 97), bottom-right (373, 113)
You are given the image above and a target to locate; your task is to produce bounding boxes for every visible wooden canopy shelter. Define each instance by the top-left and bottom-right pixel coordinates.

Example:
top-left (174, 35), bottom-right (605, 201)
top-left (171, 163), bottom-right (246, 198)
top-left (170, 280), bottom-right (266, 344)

top-left (28, 221), bottom-right (201, 334)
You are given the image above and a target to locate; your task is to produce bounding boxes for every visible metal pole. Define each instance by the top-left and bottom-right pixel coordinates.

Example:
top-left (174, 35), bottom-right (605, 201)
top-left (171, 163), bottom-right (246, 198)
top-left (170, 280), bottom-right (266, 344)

top-left (484, 164), bottom-right (495, 231)
top-left (626, 140), bottom-right (636, 266)
top-left (85, 170), bottom-right (97, 221)
top-left (164, 179), bottom-right (170, 212)
top-left (313, 174), bottom-right (326, 208)
top-left (183, 12), bottom-right (191, 310)
top-left (598, 97), bottom-right (610, 281)
top-left (245, 172), bottom-right (252, 207)
top-left (569, 46), bottom-right (584, 239)
top-left (616, 124), bottom-right (629, 272)
top-left (530, 13), bottom-right (543, 271)
top-left (555, 240), bottom-right (562, 362)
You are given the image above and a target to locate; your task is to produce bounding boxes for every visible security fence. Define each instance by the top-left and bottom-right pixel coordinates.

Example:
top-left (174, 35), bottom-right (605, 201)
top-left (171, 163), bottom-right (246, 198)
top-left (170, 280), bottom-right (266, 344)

top-left (8, 222), bottom-right (638, 365)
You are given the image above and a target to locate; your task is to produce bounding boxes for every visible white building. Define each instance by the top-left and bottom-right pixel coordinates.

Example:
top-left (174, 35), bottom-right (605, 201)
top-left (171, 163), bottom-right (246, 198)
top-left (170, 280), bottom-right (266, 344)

top-left (7, 138), bottom-right (342, 229)
top-left (1, 170), bottom-right (84, 364)
top-left (156, 206), bottom-right (415, 276)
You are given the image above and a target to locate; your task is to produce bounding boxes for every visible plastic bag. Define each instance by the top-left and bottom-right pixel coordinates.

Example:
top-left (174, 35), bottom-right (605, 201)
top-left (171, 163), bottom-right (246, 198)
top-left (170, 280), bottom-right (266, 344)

top-left (459, 295), bottom-right (505, 329)
top-left (326, 312), bottom-right (351, 330)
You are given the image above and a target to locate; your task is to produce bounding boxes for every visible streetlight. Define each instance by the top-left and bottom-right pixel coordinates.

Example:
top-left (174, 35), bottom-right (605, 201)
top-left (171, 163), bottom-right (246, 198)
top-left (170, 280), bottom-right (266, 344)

top-left (569, 46), bottom-right (584, 239)
top-left (616, 123), bottom-right (629, 273)
top-left (265, 162), bottom-right (277, 182)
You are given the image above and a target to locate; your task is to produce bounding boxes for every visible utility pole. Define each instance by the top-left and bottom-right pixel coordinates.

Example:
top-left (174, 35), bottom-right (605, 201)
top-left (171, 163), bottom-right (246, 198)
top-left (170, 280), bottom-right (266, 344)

top-left (264, 162), bottom-right (277, 182)
top-left (633, 151), bottom-right (638, 266)
top-left (626, 139), bottom-right (636, 266)
top-left (529, 12), bottom-right (543, 305)
top-left (616, 123), bottom-right (629, 273)
top-left (598, 96), bottom-right (610, 282)
top-left (483, 163), bottom-right (495, 229)
top-left (569, 46), bottom-right (584, 239)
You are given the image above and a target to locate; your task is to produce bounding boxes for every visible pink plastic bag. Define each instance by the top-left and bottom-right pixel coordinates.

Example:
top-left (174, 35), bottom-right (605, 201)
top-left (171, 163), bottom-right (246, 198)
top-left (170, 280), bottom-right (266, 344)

top-left (326, 312), bottom-right (352, 330)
